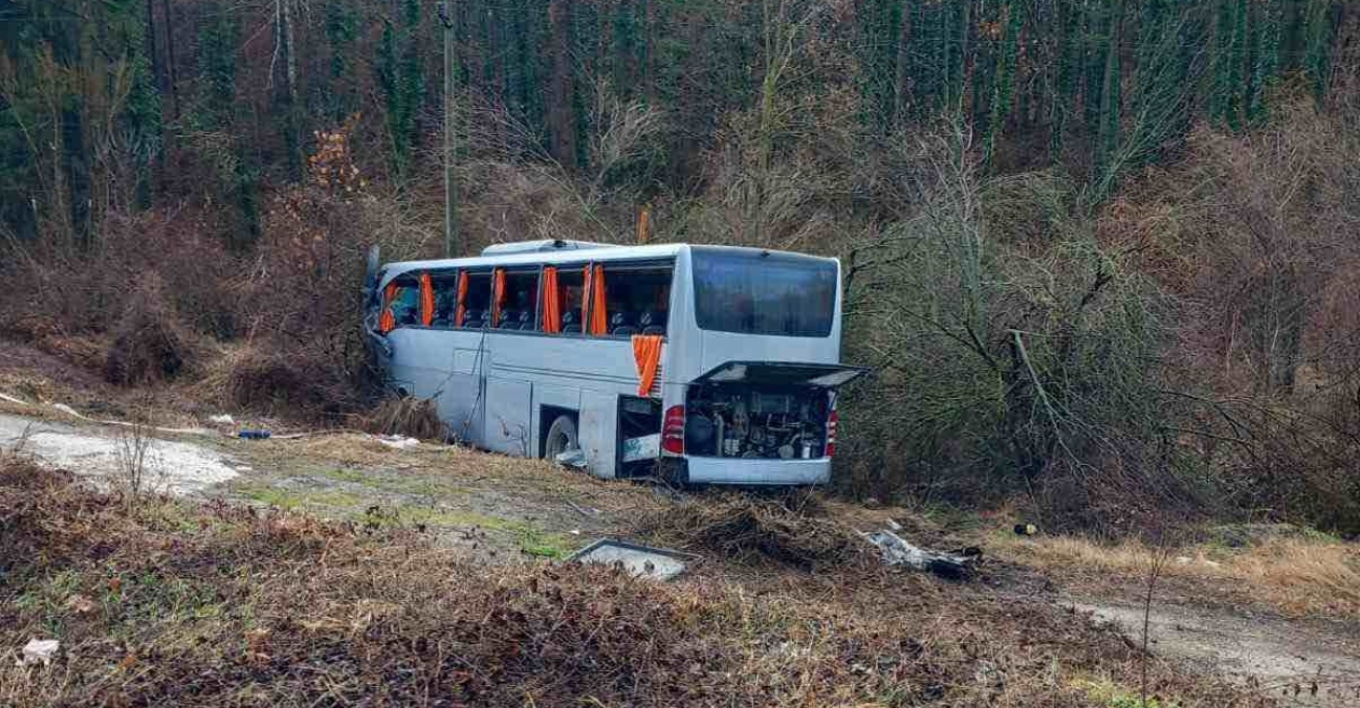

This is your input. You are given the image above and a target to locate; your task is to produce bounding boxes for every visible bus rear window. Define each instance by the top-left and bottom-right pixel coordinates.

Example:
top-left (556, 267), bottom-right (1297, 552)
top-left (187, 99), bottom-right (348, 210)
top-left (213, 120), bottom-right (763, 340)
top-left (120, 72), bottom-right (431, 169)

top-left (692, 250), bottom-right (836, 337)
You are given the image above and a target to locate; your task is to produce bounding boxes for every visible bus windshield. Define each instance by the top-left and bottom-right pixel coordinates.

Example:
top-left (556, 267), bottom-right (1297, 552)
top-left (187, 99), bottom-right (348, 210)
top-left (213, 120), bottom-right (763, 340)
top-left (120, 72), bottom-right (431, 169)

top-left (692, 249), bottom-right (837, 337)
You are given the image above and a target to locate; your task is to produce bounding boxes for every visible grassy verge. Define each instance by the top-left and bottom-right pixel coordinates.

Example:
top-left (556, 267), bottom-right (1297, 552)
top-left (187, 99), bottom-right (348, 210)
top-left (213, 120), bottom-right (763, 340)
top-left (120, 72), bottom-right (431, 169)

top-left (0, 453), bottom-right (1268, 707)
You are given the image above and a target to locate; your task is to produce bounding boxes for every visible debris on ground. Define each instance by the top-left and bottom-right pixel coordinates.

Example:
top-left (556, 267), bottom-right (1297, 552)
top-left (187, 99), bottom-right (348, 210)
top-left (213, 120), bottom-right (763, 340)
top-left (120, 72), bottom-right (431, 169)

top-left (863, 529), bottom-right (981, 580)
top-left (208, 414), bottom-right (235, 426)
top-left (374, 435), bottom-right (418, 450)
top-left (238, 430), bottom-right (273, 440)
top-left (640, 495), bottom-right (869, 571)
top-left (569, 539), bottom-right (694, 580)
top-left (554, 449), bottom-right (587, 469)
top-left (20, 639), bottom-right (59, 666)
top-left (1014, 523), bottom-right (1039, 536)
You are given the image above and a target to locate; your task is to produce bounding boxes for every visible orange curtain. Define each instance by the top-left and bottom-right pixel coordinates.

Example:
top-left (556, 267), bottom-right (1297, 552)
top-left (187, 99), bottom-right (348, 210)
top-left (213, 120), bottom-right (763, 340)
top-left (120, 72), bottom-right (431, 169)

top-left (419, 273), bottom-right (435, 326)
top-left (541, 267), bottom-right (562, 333)
top-left (454, 271), bottom-right (469, 327)
top-left (582, 265), bottom-right (593, 332)
top-left (379, 281), bottom-right (398, 334)
top-left (632, 335), bottom-right (663, 396)
top-left (491, 268), bottom-right (506, 326)
top-left (589, 265), bottom-right (608, 335)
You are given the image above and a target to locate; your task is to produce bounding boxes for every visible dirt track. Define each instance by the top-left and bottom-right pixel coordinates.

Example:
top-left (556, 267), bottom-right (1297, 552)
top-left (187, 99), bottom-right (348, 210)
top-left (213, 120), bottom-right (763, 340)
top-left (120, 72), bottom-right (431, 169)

top-left (1071, 600), bottom-right (1360, 706)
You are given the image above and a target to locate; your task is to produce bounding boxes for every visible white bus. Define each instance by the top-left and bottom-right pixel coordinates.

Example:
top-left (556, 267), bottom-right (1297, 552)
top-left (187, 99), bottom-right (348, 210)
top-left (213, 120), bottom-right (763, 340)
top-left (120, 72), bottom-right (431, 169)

top-left (364, 240), bottom-right (864, 485)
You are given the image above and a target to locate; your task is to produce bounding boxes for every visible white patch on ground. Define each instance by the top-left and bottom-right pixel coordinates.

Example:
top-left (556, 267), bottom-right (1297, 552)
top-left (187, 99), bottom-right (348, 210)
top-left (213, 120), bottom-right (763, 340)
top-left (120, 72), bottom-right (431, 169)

top-left (0, 413), bottom-right (237, 496)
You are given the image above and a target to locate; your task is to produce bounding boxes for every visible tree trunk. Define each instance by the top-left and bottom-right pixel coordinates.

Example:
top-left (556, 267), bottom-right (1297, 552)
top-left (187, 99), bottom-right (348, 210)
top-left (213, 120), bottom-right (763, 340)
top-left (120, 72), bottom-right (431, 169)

top-left (160, 0), bottom-right (178, 119)
top-left (549, 0), bottom-right (578, 167)
top-left (893, 0), bottom-right (914, 125)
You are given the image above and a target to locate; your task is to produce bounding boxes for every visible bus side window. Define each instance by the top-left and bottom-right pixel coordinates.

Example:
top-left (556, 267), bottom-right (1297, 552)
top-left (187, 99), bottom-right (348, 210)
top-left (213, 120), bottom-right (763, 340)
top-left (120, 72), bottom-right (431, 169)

top-left (496, 270), bottom-right (540, 331)
top-left (430, 272), bottom-right (460, 328)
top-left (383, 277), bottom-right (421, 331)
top-left (542, 266), bottom-right (585, 334)
top-left (602, 266), bottom-right (672, 337)
top-left (461, 272), bottom-right (492, 329)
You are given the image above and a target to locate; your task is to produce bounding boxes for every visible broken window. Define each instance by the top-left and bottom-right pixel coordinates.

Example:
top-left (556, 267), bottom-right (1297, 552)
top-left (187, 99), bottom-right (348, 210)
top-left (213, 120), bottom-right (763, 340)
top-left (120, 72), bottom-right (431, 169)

top-left (381, 276), bottom-right (421, 332)
top-left (429, 271), bottom-right (460, 328)
top-left (594, 263), bottom-right (673, 337)
top-left (542, 265), bottom-right (586, 334)
top-left (460, 271), bottom-right (492, 329)
top-left (494, 269), bottom-right (540, 330)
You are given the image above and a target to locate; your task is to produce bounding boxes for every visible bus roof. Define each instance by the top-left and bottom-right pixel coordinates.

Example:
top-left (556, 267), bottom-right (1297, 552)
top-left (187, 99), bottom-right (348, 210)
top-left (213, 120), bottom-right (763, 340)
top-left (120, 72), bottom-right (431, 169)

top-left (376, 243), bottom-right (837, 288)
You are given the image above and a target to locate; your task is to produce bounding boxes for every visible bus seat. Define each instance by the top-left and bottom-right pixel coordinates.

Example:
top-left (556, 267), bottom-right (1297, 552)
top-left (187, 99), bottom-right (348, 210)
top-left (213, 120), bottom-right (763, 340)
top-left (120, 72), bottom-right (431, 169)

top-left (639, 311), bottom-right (666, 336)
top-left (462, 310), bottom-right (484, 329)
top-left (610, 312), bottom-right (637, 337)
top-left (517, 311), bottom-right (533, 330)
top-left (561, 311), bottom-right (580, 334)
top-left (498, 311), bottom-right (520, 330)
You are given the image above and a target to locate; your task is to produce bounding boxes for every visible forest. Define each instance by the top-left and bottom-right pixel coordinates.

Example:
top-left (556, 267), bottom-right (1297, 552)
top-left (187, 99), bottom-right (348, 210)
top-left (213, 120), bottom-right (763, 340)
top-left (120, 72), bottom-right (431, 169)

top-left (2, 0), bottom-right (1359, 535)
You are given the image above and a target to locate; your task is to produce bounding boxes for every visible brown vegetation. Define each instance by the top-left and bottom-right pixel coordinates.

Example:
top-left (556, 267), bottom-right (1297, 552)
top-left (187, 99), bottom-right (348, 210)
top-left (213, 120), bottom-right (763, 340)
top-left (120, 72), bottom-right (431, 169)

top-left (0, 454), bottom-right (1265, 707)
top-left (992, 528), bottom-right (1360, 621)
top-left (639, 493), bottom-right (871, 572)
top-left (1, 1), bottom-right (1358, 541)
top-left (359, 396), bottom-right (449, 442)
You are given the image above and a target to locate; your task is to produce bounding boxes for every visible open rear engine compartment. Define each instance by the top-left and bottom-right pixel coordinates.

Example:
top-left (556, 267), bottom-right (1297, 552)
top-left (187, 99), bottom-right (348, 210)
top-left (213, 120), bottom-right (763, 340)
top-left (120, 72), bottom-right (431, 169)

top-left (684, 384), bottom-right (830, 459)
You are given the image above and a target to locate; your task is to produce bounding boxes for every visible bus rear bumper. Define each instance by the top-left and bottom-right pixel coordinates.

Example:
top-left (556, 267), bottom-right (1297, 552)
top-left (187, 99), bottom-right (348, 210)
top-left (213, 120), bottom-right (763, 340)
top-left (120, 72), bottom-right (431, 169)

top-left (681, 457), bottom-right (831, 486)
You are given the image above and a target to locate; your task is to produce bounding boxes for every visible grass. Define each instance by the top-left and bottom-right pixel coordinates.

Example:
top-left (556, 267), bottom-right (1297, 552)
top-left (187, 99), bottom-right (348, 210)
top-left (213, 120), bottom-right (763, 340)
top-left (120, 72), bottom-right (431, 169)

top-left (990, 525), bottom-right (1360, 618)
top-left (1075, 677), bottom-right (1181, 708)
top-left (235, 484), bottom-right (365, 511)
top-left (0, 452), bottom-right (1259, 707)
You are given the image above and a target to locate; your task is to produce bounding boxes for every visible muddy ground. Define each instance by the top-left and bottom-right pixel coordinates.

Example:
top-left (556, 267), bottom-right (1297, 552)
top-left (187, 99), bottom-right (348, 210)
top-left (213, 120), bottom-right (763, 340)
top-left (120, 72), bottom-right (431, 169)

top-left (2, 382), bottom-right (1358, 705)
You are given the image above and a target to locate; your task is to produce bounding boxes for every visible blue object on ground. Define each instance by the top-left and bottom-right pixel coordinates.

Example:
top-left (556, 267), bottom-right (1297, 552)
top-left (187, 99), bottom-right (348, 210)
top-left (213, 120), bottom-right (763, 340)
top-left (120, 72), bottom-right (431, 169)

top-left (238, 430), bottom-right (272, 440)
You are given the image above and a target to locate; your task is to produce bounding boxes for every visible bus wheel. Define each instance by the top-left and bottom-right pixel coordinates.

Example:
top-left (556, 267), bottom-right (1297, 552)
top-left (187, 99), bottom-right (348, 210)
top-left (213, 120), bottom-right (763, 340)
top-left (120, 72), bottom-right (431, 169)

top-left (544, 415), bottom-right (579, 461)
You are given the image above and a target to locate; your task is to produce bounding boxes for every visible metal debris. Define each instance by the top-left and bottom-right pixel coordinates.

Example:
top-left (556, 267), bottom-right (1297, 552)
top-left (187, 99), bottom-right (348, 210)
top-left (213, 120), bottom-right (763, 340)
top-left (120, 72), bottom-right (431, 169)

top-left (554, 449), bottom-right (588, 469)
top-left (568, 539), bottom-right (697, 581)
top-left (863, 529), bottom-right (980, 580)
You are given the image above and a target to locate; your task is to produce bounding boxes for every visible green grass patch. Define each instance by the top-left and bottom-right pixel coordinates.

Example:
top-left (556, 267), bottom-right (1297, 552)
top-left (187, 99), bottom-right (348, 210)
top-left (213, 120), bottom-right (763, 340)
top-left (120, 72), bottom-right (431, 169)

top-left (236, 485), bottom-right (365, 511)
top-left (1075, 677), bottom-right (1181, 708)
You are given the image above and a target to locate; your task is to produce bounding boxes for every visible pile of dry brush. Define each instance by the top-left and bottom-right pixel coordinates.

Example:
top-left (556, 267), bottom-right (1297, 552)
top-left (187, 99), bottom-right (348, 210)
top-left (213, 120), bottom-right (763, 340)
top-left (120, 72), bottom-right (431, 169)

top-left (0, 455), bottom-right (1264, 707)
top-left (0, 128), bottom-right (436, 422)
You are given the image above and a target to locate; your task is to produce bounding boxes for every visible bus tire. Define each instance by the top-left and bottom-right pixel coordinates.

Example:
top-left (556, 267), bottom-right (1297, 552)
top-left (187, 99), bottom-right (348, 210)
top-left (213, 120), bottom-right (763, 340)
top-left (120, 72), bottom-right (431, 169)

top-left (544, 415), bottom-right (579, 462)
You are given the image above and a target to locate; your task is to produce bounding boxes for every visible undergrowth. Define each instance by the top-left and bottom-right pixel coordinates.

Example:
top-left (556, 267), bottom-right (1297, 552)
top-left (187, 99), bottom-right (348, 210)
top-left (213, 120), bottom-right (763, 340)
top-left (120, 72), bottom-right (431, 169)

top-left (0, 454), bottom-right (1265, 707)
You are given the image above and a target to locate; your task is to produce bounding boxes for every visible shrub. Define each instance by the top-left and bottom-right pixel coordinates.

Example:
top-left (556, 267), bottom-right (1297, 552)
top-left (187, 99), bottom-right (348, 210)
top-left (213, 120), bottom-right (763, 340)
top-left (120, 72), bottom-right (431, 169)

top-left (102, 279), bottom-right (194, 386)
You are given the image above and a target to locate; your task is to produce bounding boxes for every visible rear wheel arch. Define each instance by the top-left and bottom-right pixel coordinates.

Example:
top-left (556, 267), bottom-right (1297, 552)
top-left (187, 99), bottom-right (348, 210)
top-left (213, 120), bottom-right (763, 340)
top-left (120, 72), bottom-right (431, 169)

top-left (539, 406), bottom-right (579, 459)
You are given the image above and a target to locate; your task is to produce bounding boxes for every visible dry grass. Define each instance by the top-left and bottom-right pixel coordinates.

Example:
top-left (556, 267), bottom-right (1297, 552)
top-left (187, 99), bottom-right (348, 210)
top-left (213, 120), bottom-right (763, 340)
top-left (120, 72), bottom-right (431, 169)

top-left (0, 454), bottom-right (1263, 707)
top-left (639, 493), bottom-right (874, 572)
top-left (358, 396), bottom-right (448, 441)
top-left (992, 529), bottom-right (1360, 619)
top-left (103, 279), bottom-right (195, 386)
top-left (245, 431), bottom-right (663, 518)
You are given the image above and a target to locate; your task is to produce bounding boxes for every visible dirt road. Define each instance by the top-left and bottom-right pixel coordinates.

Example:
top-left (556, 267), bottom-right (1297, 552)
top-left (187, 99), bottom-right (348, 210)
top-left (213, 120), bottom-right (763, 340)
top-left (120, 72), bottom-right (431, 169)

top-left (1069, 600), bottom-right (1360, 706)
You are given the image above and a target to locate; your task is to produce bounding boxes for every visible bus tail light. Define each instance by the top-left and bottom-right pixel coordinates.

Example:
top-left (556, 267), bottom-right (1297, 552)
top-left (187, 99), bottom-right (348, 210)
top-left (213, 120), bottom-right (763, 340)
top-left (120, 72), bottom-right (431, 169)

top-left (662, 405), bottom-right (686, 454)
top-left (825, 409), bottom-right (839, 458)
